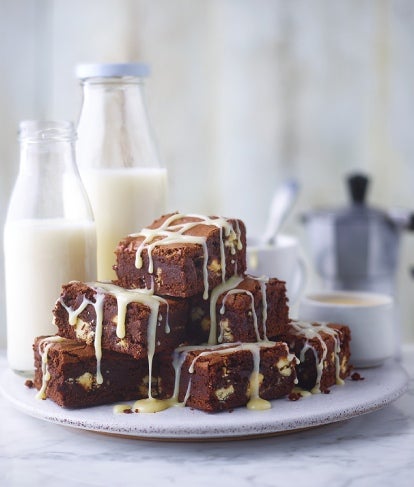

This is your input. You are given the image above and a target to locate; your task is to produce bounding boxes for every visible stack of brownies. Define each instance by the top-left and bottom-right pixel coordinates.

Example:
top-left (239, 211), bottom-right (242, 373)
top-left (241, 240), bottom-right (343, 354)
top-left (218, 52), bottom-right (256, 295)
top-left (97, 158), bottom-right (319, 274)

top-left (32, 213), bottom-right (352, 413)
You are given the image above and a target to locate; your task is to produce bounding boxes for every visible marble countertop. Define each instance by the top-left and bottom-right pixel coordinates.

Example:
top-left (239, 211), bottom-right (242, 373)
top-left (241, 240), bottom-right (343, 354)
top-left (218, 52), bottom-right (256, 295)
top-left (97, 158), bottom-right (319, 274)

top-left (1, 346), bottom-right (414, 487)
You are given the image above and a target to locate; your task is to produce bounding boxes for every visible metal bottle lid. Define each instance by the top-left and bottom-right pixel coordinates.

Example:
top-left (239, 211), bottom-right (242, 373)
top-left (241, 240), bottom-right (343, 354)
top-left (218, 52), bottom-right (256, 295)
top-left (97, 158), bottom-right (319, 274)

top-left (76, 63), bottom-right (150, 80)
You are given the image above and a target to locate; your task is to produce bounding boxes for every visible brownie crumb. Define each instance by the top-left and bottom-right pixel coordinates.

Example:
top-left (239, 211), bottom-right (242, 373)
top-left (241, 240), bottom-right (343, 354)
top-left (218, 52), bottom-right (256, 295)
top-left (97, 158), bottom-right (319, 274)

top-left (288, 392), bottom-right (302, 401)
top-left (25, 379), bottom-right (34, 389)
top-left (123, 408), bottom-right (133, 414)
top-left (351, 372), bottom-right (365, 381)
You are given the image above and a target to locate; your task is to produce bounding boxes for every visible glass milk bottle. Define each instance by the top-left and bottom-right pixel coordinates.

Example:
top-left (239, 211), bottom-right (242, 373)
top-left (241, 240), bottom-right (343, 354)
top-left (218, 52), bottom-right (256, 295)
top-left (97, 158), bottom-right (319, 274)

top-left (4, 121), bottom-right (97, 375)
top-left (76, 63), bottom-right (168, 281)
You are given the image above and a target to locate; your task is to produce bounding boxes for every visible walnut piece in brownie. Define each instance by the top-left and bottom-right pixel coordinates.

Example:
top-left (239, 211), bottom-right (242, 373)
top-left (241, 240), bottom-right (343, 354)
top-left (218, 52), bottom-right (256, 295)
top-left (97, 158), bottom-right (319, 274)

top-left (114, 213), bottom-right (247, 298)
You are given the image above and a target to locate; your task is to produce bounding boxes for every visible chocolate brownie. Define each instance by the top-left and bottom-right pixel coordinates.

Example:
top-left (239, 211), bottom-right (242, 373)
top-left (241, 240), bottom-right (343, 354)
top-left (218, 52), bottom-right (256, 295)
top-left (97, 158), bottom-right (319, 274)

top-left (114, 213), bottom-right (247, 299)
top-left (187, 276), bottom-right (290, 345)
top-left (53, 281), bottom-right (188, 373)
top-left (158, 341), bottom-right (298, 413)
top-left (275, 321), bottom-right (352, 393)
top-left (33, 336), bottom-right (158, 408)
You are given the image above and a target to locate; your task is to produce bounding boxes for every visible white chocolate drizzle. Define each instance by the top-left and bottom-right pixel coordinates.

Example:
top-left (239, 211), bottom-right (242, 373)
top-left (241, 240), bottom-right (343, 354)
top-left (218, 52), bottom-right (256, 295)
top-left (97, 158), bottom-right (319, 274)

top-left (220, 290), bottom-right (260, 343)
top-left (289, 320), bottom-right (344, 393)
top-left (113, 404), bottom-right (132, 414)
top-left (132, 397), bottom-right (173, 413)
top-left (292, 386), bottom-right (312, 398)
top-left (255, 277), bottom-right (269, 338)
top-left (244, 343), bottom-right (271, 410)
top-left (209, 275), bottom-right (270, 345)
top-left (36, 336), bottom-right (66, 400)
top-left (208, 276), bottom-right (244, 344)
top-left (92, 293), bottom-right (105, 384)
top-left (130, 214), bottom-right (243, 299)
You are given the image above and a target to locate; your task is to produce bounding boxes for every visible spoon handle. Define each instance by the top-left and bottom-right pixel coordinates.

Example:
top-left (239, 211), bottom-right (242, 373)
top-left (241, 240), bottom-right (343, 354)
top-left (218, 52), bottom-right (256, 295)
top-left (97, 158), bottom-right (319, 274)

top-left (260, 179), bottom-right (300, 246)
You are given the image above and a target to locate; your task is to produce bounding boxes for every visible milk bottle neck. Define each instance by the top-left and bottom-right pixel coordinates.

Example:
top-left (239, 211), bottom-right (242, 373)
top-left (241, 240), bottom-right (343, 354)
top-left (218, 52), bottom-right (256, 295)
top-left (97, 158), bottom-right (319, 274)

top-left (19, 121), bottom-right (77, 175)
top-left (77, 76), bottom-right (161, 169)
top-left (9, 120), bottom-right (93, 221)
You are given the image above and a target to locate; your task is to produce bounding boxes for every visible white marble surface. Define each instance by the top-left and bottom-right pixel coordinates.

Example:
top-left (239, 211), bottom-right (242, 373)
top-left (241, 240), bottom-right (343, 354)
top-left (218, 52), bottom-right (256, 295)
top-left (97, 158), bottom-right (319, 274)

top-left (1, 346), bottom-right (413, 487)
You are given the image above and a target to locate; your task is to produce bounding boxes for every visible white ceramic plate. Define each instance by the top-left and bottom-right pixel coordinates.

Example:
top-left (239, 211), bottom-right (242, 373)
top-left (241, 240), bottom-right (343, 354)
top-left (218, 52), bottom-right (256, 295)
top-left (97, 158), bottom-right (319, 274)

top-left (0, 360), bottom-right (408, 441)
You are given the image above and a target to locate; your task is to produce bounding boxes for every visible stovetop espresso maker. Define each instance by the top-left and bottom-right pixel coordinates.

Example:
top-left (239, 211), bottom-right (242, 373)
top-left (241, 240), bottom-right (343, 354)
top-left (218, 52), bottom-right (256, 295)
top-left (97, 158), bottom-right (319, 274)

top-left (302, 173), bottom-right (414, 295)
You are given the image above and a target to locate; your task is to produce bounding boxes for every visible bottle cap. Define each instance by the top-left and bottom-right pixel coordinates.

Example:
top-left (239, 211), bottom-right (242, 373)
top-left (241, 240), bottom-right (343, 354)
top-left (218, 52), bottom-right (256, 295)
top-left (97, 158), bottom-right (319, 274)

top-left (76, 63), bottom-right (150, 80)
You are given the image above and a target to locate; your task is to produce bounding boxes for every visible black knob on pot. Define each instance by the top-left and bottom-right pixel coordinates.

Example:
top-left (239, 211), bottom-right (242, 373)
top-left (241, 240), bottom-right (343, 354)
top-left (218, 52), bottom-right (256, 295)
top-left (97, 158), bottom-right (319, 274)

top-left (348, 173), bottom-right (370, 205)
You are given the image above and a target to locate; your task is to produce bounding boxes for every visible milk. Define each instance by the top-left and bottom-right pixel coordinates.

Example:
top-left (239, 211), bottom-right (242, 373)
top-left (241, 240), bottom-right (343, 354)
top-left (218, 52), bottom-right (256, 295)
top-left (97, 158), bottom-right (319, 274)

top-left (4, 219), bottom-right (97, 373)
top-left (80, 167), bottom-right (167, 280)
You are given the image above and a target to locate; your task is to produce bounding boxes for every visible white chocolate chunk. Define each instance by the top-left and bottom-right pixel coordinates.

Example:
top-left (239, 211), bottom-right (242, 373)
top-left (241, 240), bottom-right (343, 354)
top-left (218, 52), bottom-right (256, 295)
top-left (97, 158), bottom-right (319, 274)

top-left (215, 385), bottom-right (235, 401)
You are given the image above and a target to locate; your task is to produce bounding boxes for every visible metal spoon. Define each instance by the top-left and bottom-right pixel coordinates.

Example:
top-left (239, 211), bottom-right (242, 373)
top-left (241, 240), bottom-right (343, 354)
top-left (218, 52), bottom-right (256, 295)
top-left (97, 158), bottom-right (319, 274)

top-left (260, 179), bottom-right (300, 246)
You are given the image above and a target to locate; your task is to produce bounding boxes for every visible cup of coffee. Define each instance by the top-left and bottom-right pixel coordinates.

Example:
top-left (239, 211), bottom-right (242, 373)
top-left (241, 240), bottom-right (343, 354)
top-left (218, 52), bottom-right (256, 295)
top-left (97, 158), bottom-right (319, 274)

top-left (298, 291), bottom-right (395, 368)
top-left (246, 235), bottom-right (307, 305)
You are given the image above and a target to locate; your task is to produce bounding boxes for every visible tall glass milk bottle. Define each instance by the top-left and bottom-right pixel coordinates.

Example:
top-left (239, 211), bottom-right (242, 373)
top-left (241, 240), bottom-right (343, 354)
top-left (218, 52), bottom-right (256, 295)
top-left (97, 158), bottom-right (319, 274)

top-left (76, 63), bottom-right (168, 281)
top-left (4, 121), bottom-right (97, 375)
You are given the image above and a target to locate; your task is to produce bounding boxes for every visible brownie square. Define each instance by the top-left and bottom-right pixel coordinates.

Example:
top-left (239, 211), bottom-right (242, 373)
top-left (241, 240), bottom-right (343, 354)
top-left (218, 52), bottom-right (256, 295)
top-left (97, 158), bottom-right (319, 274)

top-left (275, 320), bottom-right (352, 393)
top-left (187, 276), bottom-right (290, 345)
top-left (53, 281), bottom-right (188, 360)
top-left (114, 213), bottom-right (247, 298)
top-left (33, 336), bottom-right (157, 408)
top-left (158, 341), bottom-right (297, 412)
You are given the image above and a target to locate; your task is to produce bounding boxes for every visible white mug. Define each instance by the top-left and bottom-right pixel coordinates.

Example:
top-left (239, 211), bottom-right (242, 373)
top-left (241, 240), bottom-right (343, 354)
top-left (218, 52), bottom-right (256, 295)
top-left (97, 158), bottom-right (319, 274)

top-left (246, 235), bottom-right (307, 305)
top-left (298, 291), bottom-right (395, 368)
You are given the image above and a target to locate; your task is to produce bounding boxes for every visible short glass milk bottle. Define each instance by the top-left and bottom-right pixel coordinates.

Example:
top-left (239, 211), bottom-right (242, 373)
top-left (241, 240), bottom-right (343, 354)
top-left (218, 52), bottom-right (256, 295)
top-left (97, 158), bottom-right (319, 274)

top-left (76, 63), bottom-right (168, 281)
top-left (4, 121), bottom-right (97, 375)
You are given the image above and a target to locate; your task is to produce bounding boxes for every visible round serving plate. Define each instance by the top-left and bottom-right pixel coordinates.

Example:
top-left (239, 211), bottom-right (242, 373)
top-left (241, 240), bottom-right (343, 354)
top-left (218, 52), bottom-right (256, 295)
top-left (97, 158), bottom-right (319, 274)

top-left (0, 360), bottom-right (408, 441)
